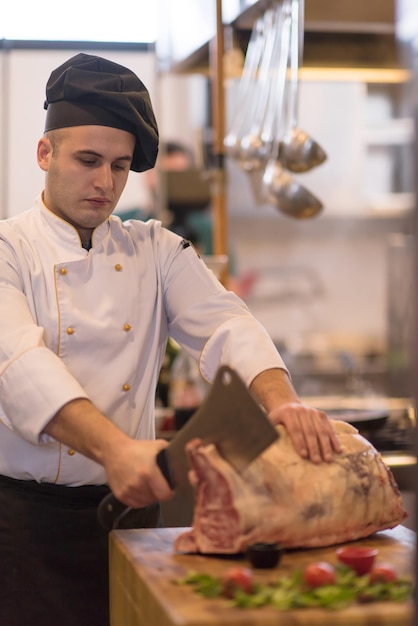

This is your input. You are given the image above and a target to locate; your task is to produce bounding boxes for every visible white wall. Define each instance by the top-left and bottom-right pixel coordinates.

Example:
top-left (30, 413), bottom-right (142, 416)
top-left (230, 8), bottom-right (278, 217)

top-left (1, 48), bottom-right (157, 218)
top-left (157, 72), bottom-right (208, 158)
top-left (230, 214), bottom-right (392, 356)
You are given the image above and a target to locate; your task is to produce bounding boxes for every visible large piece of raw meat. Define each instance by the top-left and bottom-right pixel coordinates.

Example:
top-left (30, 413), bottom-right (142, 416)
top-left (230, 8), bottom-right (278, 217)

top-left (174, 420), bottom-right (408, 554)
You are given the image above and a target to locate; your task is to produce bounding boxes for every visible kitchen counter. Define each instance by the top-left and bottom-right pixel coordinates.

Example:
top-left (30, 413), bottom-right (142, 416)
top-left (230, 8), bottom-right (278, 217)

top-left (109, 525), bottom-right (414, 626)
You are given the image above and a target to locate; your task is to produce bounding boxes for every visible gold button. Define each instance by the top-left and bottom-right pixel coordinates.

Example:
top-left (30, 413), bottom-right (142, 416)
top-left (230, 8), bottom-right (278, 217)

top-left (114, 263), bottom-right (122, 271)
top-left (66, 327), bottom-right (75, 335)
top-left (123, 323), bottom-right (131, 332)
top-left (122, 384), bottom-right (131, 392)
top-left (59, 268), bottom-right (67, 275)
top-left (67, 449), bottom-right (76, 456)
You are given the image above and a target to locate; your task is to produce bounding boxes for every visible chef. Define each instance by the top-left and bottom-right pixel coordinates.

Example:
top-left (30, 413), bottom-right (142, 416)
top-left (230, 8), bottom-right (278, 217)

top-left (0, 53), bottom-right (341, 626)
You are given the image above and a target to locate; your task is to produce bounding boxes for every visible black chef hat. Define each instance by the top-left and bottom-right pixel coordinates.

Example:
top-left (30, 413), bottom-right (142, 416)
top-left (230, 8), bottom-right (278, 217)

top-left (43, 53), bottom-right (159, 172)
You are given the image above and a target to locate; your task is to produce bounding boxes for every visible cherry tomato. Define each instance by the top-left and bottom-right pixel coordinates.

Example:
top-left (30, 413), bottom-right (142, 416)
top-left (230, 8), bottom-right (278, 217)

top-left (369, 563), bottom-right (398, 584)
top-left (221, 567), bottom-right (254, 598)
top-left (303, 561), bottom-right (336, 588)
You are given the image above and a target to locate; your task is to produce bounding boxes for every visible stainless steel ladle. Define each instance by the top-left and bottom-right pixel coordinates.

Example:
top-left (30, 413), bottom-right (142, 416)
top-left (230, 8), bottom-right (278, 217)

top-left (236, 7), bottom-right (279, 172)
top-left (263, 1), bottom-right (323, 219)
top-left (263, 158), bottom-right (323, 218)
top-left (223, 15), bottom-right (265, 160)
top-left (279, 0), bottom-right (327, 173)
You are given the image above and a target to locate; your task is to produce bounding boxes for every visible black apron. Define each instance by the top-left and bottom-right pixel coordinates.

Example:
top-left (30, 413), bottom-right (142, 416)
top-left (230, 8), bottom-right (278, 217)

top-left (0, 475), bottom-right (160, 626)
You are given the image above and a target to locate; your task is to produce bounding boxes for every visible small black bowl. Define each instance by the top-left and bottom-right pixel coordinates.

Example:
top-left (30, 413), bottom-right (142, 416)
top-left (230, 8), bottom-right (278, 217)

top-left (247, 542), bottom-right (283, 569)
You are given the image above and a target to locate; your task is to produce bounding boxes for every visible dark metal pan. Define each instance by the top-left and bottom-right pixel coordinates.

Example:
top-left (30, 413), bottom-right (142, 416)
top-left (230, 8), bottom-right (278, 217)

top-left (302, 396), bottom-right (390, 431)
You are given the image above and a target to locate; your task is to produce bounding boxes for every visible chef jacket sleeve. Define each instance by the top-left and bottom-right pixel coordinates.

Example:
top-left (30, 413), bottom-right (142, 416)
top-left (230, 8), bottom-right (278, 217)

top-left (161, 236), bottom-right (287, 388)
top-left (0, 238), bottom-right (88, 445)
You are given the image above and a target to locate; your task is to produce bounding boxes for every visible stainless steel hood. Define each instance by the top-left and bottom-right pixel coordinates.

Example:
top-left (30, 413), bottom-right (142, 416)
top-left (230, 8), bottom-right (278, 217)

top-left (159, 0), bottom-right (401, 73)
top-left (232, 0), bottom-right (399, 70)
top-left (233, 0), bottom-right (395, 33)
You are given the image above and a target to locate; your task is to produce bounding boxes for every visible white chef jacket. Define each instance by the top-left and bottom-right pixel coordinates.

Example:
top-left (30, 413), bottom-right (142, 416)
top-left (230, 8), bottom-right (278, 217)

top-left (0, 196), bottom-right (286, 486)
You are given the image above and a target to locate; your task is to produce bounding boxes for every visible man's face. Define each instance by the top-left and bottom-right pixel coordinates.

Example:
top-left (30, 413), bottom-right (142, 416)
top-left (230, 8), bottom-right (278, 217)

top-left (37, 125), bottom-right (135, 239)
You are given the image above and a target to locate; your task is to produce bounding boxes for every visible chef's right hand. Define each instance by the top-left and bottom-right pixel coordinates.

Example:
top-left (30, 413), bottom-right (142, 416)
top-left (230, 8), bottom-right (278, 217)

top-left (103, 437), bottom-right (175, 508)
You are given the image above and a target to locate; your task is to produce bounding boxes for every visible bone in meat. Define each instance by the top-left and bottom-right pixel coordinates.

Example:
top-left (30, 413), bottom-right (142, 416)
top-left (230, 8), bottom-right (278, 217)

top-left (174, 420), bottom-right (408, 554)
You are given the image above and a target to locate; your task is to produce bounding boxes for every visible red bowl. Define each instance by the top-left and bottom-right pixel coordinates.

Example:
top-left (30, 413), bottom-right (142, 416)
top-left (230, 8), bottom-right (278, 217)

top-left (336, 546), bottom-right (378, 575)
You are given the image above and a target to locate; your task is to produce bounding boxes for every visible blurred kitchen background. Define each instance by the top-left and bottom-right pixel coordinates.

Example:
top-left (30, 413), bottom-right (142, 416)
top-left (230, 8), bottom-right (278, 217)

top-left (1, 0), bottom-right (418, 527)
top-left (1, 0), bottom-right (415, 399)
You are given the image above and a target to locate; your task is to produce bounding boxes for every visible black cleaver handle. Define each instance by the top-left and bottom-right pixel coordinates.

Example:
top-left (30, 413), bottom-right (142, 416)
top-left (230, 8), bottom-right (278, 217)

top-left (155, 448), bottom-right (175, 489)
top-left (97, 449), bottom-right (173, 530)
top-left (97, 492), bottom-right (131, 531)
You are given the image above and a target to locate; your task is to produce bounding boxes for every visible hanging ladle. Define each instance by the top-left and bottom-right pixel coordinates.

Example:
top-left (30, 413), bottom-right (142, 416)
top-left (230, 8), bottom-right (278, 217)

top-left (242, 1), bottom-right (288, 205)
top-left (263, 1), bottom-right (323, 219)
top-left (279, 0), bottom-right (327, 173)
top-left (224, 15), bottom-right (265, 159)
top-left (237, 7), bottom-right (279, 172)
top-left (264, 162), bottom-right (323, 218)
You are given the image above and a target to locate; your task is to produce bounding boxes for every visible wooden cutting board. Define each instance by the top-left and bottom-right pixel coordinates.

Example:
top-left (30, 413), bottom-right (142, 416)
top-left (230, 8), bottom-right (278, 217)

top-left (109, 525), bottom-right (414, 626)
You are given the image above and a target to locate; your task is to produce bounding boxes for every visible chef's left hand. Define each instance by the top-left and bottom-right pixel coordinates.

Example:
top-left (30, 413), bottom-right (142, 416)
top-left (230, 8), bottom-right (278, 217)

top-left (268, 401), bottom-right (342, 463)
top-left (250, 368), bottom-right (342, 463)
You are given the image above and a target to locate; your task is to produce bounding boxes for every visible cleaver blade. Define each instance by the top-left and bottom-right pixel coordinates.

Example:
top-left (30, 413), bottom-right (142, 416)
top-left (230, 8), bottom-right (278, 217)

top-left (157, 365), bottom-right (279, 493)
top-left (97, 365), bottom-right (278, 530)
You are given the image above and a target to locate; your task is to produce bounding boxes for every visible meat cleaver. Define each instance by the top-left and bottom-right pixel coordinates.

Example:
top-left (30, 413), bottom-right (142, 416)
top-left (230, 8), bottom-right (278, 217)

top-left (97, 365), bottom-right (278, 530)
